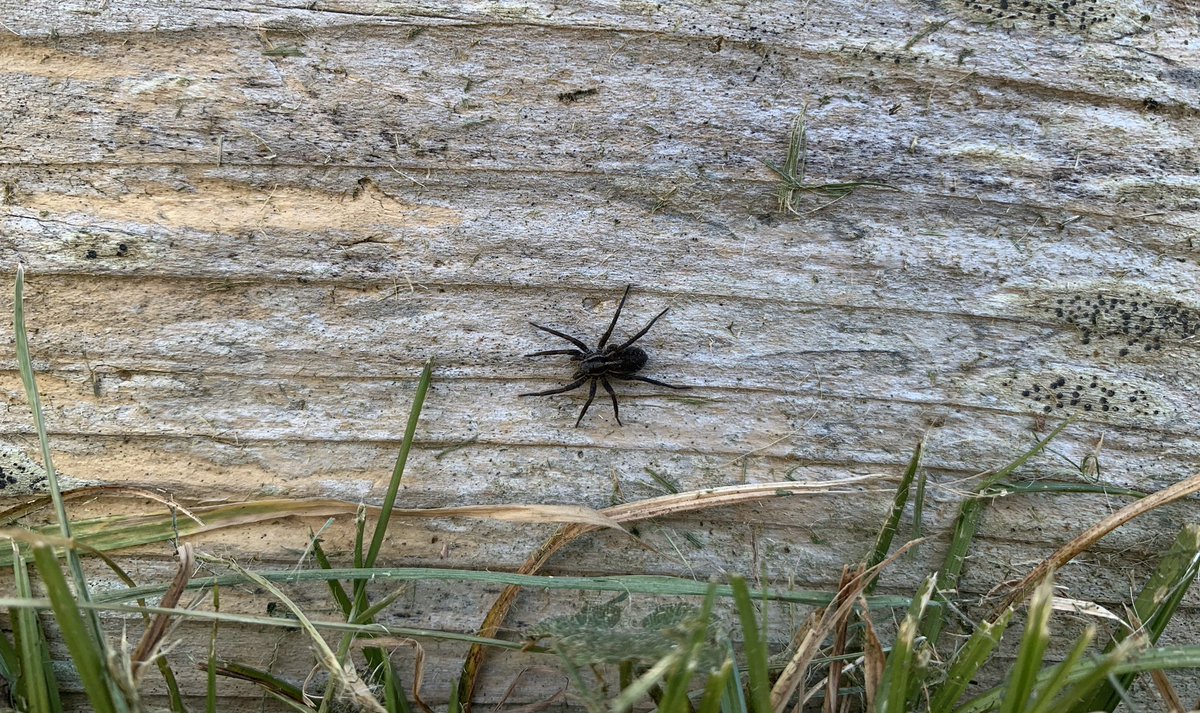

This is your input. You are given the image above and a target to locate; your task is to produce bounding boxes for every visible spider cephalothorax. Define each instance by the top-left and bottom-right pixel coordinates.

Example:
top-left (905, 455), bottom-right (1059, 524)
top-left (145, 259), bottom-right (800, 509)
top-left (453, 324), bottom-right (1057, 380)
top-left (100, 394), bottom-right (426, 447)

top-left (519, 284), bottom-right (690, 426)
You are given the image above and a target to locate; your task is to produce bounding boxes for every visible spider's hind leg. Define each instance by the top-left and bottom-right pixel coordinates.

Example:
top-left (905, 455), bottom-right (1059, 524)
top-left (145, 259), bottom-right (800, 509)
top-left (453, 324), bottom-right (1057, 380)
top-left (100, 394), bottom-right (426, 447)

top-left (574, 379), bottom-right (599, 427)
top-left (618, 375), bottom-right (691, 390)
top-left (600, 378), bottom-right (621, 426)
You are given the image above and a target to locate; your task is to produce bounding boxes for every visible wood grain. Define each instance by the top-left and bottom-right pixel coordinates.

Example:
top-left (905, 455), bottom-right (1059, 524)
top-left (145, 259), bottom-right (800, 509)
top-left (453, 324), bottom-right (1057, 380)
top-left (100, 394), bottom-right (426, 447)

top-left (1, 0), bottom-right (1198, 708)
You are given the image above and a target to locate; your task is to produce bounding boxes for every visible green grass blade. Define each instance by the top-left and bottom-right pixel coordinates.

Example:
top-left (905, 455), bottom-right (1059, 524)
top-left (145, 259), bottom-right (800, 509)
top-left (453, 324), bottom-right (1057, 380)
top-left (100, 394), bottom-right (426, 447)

top-left (730, 577), bottom-right (771, 713)
top-left (154, 656), bottom-right (189, 713)
top-left (997, 576), bottom-right (1054, 713)
top-left (1048, 639), bottom-right (1137, 712)
top-left (957, 645), bottom-right (1200, 713)
top-left (95, 567), bottom-right (912, 610)
top-left (611, 652), bottom-right (682, 713)
top-left (0, 611), bottom-right (21, 704)
top-left (1074, 523), bottom-right (1200, 712)
top-left (979, 481), bottom-right (1145, 499)
top-left (207, 582), bottom-right (219, 713)
top-left (866, 436), bottom-right (924, 593)
top-left (1026, 627), bottom-right (1095, 713)
top-left (876, 574), bottom-right (936, 712)
top-left (30, 543), bottom-right (116, 713)
top-left (11, 546), bottom-right (51, 713)
top-left (311, 532), bottom-right (353, 617)
top-left (659, 585), bottom-right (718, 712)
top-left (206, 659), bottom-right (306, 702)
top-left (698, 658), bottom-right (735, 713)
top-left (720, 639), bottom-right (747, 713)
top-left (928, 607), bottom-right (1013, 712)
top-left (447, 675), bottom-right (462, 713)
top-left (923, 419), bottom-right (1073, 645)
top-left (909, 465), bottom-right (927, 560)
top-left (366, 358), bottom-right (433, 568)
top-left (380, 650), bottom-right (414, 713)
top-left (14, 267), bottom-right (117, 704)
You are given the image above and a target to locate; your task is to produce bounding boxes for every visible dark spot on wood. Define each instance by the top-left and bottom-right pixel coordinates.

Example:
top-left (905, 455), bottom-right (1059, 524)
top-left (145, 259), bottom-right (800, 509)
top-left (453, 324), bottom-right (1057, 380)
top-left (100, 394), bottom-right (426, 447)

top-left (557, 88), bottom-right (599, 104)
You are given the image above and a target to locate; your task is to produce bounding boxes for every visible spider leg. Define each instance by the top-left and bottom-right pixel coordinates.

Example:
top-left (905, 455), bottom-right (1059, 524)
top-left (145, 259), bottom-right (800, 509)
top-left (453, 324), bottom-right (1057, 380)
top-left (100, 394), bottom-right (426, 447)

top-left (519, 375), bottom-right (589, 397)
top-left (529, 322), bottom-right (590, 350)
top-left (525, 348), bottom-right (584, 358)
top-left (574, 379), bottom-right (599, 427)
top-left (596, 284), bottom-right (633, 348)
top-left (614, 307), bottom-right (670, 350)
top-left (616, 374), bottom-right (691, 390)
top-left (600, 378), bottom-right (621, 426)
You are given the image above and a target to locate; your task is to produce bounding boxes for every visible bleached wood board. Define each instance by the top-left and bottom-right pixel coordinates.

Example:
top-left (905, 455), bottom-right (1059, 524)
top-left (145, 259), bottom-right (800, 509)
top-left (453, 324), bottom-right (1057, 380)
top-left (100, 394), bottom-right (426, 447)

top-left (1, 0), bottom-right (1198, 708)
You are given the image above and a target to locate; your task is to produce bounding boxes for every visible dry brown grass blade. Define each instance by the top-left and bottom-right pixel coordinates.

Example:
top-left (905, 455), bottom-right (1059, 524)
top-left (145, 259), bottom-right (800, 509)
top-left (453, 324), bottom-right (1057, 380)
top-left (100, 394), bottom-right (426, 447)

top-left (770, 539), bottom-right (921, 713)
top-left (385, 504), bottom-right (623, 530)
top-left (824, 566), bottom-right (857, 713)
top-left (89, 498), bottom-right (621, 536)
top-left (458, 474), bottom-right (891, 710)
top-left (0, 485), bottom-right (206, 527)
top-left (993, 471), bottom-right (1200, 614)
top-left (131, 543), bottom-right (195, 680)
top-left (859, 595), bottom-right (884, 713)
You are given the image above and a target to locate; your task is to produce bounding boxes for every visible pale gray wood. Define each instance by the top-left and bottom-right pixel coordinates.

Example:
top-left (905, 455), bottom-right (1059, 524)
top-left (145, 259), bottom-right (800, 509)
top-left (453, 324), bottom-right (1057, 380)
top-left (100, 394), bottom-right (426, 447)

top-left (1, 0), bottom-right (1198, 708)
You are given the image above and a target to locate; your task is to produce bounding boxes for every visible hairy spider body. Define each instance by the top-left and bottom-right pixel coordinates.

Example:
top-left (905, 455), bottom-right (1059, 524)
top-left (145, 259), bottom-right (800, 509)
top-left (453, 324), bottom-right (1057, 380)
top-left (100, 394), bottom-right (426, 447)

top-left (520, 285), bottom-right (689, 426)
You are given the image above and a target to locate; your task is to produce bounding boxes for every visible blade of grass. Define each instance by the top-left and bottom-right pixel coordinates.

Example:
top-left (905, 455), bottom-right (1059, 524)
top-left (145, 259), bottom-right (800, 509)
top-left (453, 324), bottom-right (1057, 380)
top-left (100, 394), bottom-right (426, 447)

top-left (876, 574), bottom-right (936, 712)
top-left (731, 577), bottom-right (772, 713)
top-left (93, 566), bottom-right (912, 609)
top-left (1046, 638), bottom-right (1139, 712)
top-left (345, 360), bottom-right (432, 705)
top-left (927, 607), bottom-right (1013, 712)
top-left (11, 544), bottom-right (51, 713)
top-left (311, 531), bottom-right (353, 616)
top-left (1074, 523), bottom-right (1200, 712)
top-left (1025, 626), bottom-right (1095, 713)
top-left (659, 585), bottom-right (718, 712)
top-left (611, 651), bottom-right (683, 713)
top-left (994, 470), bottom-right (1200, 614)
top-left (30, 542), bottom-right (116, 713)
top-left (220, 557), bottom-right (386, 713)
top-left (458, 474), bottom-right (890, 711)
top-left (922, 419), bottom-right (1074, 645)
top-left (866, 436), bottom-right (924, 593)
top-left (908, 462), bottom-right (927, 561)
top-left (204, 659), bottom-right (306, 703)
top-left (207, 583), bottom-right (219, 713)
top-left (997, 575), bottom-right (1055, 713)
top-left (721, 639), bottom-right (748, 713)
top-left (956, 638), bottom-right (1162, 713)
top-left (365, 358), bottom-right (433, 568)
top-left (380, 650), bottom-right (415, 713)
top-left (979, 481), bottom-right (1145, 499)
top-left (14, 267), bottom-right (117, 707)
top-left (698, 658), bottom-right (734, 713)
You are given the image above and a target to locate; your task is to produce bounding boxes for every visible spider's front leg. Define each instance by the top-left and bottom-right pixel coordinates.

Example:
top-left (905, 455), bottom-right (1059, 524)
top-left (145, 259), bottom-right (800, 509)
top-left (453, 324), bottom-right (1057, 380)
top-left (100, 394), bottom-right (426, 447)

top-left (518, 375), bottom-right (589, 398)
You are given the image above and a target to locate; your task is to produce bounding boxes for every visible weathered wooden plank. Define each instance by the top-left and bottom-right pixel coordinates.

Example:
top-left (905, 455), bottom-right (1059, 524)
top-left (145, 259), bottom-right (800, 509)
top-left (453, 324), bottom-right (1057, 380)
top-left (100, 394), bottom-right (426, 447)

top-left (3, 168), bottom-right (1196, 281)
top-left (1, 0), bottom-right (1198, 708)
top-left (0, 13), bottom-right (1195, 216)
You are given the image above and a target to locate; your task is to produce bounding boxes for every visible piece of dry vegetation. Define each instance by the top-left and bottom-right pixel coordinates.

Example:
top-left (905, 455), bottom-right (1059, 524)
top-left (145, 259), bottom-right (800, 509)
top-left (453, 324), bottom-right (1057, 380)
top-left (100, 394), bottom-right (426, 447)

top-left (3, 266), bottom-right (1200, 713)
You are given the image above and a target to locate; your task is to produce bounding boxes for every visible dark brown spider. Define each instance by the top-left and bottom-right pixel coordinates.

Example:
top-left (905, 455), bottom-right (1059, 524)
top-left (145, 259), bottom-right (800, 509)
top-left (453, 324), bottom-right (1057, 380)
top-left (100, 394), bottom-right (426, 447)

top-left (519, 284), bottom-right (690, 426)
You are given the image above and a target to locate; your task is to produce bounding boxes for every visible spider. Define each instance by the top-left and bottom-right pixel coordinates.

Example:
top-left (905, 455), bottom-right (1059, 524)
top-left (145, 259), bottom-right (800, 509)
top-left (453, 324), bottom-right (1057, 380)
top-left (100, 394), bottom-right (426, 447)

top-left (519, 284), bottom-right (690, 426)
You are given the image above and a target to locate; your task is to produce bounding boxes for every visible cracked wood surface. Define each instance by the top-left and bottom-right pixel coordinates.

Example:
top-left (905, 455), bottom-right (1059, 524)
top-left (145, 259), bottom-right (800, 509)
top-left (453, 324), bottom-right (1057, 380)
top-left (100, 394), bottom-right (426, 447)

top-left (1, 0), bottom-right (1198, 708)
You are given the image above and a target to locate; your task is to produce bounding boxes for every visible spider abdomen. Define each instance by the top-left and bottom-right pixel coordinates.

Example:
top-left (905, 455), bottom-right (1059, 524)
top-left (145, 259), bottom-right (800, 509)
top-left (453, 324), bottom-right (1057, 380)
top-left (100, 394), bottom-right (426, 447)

top-left (581, 346), bottom-right (647, 377)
